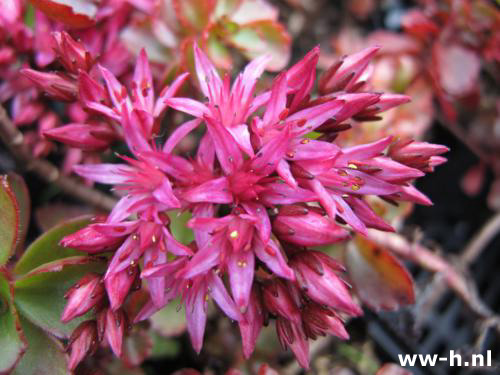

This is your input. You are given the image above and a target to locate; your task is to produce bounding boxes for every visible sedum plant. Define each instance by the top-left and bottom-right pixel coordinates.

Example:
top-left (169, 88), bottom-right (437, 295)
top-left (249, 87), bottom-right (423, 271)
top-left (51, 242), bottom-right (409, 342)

top-left (38, 43), bottom-right (447, 370)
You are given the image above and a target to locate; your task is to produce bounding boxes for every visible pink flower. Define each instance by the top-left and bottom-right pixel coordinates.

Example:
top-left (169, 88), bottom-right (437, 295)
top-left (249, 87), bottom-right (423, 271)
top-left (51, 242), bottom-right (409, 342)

top-left (55, 45), bottom-right (448, 369)
top-left (67, 321), bottom-right (99, 370)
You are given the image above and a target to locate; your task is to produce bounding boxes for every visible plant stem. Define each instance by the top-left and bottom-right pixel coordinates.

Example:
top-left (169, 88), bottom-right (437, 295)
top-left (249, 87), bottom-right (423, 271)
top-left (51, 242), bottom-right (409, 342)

top-left (0, 104), bottom-right (117, 211)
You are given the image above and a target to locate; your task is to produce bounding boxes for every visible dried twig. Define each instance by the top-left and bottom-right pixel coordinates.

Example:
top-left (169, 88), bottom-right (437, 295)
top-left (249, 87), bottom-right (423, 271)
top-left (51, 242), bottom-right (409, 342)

top-left (0, 104), bottom-right (117, 211)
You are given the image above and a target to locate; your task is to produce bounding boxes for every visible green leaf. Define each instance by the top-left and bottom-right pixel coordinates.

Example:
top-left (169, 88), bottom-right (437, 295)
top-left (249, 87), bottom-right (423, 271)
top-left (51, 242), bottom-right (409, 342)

top-left (14, 216), bottom-right (92, 277)
top-left (29, 0), bottom-right (97, 28)
top-left (7, 173), bottom-right (31, 252)
top-left (0, 270), bottom-right (26, 373)
top-left (14, 257), bottom-right (106, 338)
top-left (150, 298), bottom-right (186, 337)
top-left (11, 315), bottom-right (70, 375)
top-left (168, 211), bottom-right (194, 245)
top-left (0, 175), bottom-right (20, 265)
top-left (226, 20), bottom-right (291, 71)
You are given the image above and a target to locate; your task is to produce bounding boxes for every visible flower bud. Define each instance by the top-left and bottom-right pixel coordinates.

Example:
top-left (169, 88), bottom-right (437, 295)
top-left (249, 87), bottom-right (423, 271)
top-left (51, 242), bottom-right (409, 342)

top-left (60, 225), bottom-right (123, 253)
top-left (68, 320), bottom-right (99, 370)
top-left (261, 279), bottom-right (301, 323)
top-left (51, 31), bottom-right (94, 73)
top-left (21, 69), bottom-right (78, 101)
top-left (302, 303), bottom-right (349, 340)
top-left (62, 273), bottom-right (105, 323)
top-left (290, 251), bottom-right (362, 316)
top-left (276, 317), bottom-right (309, 369)
top-left (104, 265), bottom-right (139, 310)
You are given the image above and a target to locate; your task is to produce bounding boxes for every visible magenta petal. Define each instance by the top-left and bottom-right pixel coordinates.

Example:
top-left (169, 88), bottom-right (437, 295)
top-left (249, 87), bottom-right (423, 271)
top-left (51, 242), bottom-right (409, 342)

top-left (287, 99), bottom-right (345, 136)
top-left (208, 272), bottom-right (241, 321)
top-left (154, 72), bottom-right (190, 116)
top-left (277, 159), bottom-right (298, 187)
top-left (134, 299), bottom-right (163, 323)
top-left (336, 136), bottom-right (393, 165)
top-left (163, 228), bottom-right (193, 256)
top-left (227, 124), bottom-right (254, 157)
top-left (105, 268), bottom-right (137, 310)
top-left (288, 139), bottom-right (340, 161)
top-left (193, 43), bottom-right (222, 103)
top-left (165, 97), bottom-right (210, 118)
top-left (132, 49), bottom-right (154, 113)
top-left (98, 64), bottom-right (128, 109)
top-left (182, 177), bottom-right (232, 204)
top-left (179, 234), bottom-right (224, 278)
top-left (185, 286), bottom-right (207, 354)
top-left (239, 287), bottom-right (264, 359)
top-left (262, 73), bottom-right (287, 128)
top-left (261, 183), bottom-right (316, 205)
top-left (254, 238), bottom-right (295, 280)
top-left (242, 202), bottom-right (271, 243)
top-left (205, 117), bottom-right (244, 174)
top-left (92, 221), bottom-right (139, 237)
top-left (163, 119), bottom-right (202, 153)
top-left (73, 163), bottom-right (133, 184)
top-left (105, 236), bottom-right (143, 278)
top-left (228, 250), bottom-right (255, 312)
top-left (347, 196), bottom-right (394, 232)
top-left (153, 178), bottom-right (181, 208)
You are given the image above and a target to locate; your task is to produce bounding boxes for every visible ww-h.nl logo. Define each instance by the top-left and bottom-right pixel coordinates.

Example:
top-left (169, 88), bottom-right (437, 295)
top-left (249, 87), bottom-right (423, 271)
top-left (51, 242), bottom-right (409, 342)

top-left (398, 350), bottom-right (493, 367)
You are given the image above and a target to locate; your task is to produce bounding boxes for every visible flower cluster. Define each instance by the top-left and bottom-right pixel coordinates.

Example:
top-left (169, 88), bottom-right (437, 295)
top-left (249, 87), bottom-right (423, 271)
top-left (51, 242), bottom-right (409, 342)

top-left (57, 43), bottom-right (447, 369)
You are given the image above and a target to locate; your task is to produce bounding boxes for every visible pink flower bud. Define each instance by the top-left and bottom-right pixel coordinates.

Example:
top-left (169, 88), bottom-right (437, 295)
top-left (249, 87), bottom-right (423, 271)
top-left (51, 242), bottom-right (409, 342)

top-left (104, 265), bottom-right (139, 310)
top-left (302, 303), bottom-right (349, 340)
top-left (51, 31), bottom-right (94, 73)
top-left (276, 317), bottom-right (309, 369)
top-left (21, 69), bottom-right (78, 101)
top-left (43, 123), bottom-right (117, 151)
top-left (290, 251), bottom-right (362, 316)
top-left (62, 273), bottom-right (105, 323)
top-left (262, 279), bottom-right (301, 323)
top-left (68, 320), bottom-right (99, 370)
top-left (273, 210), bottom-right (349, 246)
top-left (60, 225), bottom-right (123, 253)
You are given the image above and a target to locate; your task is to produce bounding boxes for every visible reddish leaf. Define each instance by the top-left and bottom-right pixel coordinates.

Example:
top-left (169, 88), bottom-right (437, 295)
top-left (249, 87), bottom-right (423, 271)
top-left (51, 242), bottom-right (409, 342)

top-left (0, 270), bottom-right (27, 373)
top-left (0, 175), bottom-right (20, 265)
top-left (29, 0), bottom-right (97, 28)
top-left (346, 236), bottom-right (415, 311)
top-left (172, 0), bottom-right (216, 32)
top-left (434, 43), bottom-right (480, 97)
top-left (226, 20), bottom-right (291, 71)
top-left (6, 173), bottom-right (30, 253)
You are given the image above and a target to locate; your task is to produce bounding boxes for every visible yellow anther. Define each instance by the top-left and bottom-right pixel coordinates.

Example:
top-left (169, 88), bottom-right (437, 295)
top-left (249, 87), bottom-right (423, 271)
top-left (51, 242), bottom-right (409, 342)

top-left (351, 184), bottom-right (361, 191)
top-left (230, 230), bottom-right (239, 239)
top-left (348, 163), bottom-right (358, 170)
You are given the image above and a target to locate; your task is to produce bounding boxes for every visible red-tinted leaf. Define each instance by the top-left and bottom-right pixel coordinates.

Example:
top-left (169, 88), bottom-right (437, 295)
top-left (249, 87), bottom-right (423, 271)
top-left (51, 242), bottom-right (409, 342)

top-left (226, 20), bottom-right (291, 71)
top-left (14, 256), bottom-right (106, 338)
top-left (14, 216), bottom-right (92, 277)
top-left (0, 270), bottom-right (27, 373)
top-left (11, 315), bottom-right (70, 375)
top-left (434, 43), bottom-right (480, 97)
top-left (6, 173), bottom-right (30, 253)
top-left (29, 0), bottom-right (97, 28)
top-left (172, 0), bottom-right (216, 32)
top-left (0, 175), bottom-right (20, 265)
top-left (346, 236), bottom-right (415, 311)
